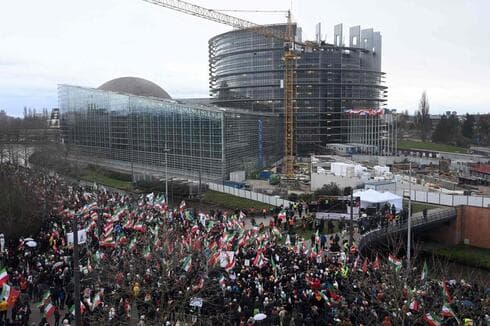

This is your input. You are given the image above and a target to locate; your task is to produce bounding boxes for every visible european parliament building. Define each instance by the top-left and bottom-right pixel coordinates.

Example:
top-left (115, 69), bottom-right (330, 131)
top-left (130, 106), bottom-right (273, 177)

top-left (209, 23), bottom-right (392, 155)
top-left (59, 77), bottom-right (282, 182)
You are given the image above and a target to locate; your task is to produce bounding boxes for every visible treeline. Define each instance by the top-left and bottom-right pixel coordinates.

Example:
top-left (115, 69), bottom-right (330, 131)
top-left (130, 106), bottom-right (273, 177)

top-left (432, 112), bottom-right (489, 147)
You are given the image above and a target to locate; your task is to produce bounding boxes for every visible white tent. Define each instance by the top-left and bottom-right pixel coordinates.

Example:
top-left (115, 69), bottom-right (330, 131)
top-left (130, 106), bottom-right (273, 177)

top-left (353, 189), bottom-right (403, 212)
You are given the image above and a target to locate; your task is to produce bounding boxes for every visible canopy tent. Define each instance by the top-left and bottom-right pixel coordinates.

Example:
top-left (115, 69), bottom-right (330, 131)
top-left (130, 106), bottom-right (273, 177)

top-left (353, 189), bottom-right (403, 212)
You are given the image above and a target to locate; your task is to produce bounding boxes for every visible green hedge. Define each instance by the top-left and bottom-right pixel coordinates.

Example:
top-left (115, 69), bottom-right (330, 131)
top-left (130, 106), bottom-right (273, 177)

top-left (433, 245), bottom-right (490, 270)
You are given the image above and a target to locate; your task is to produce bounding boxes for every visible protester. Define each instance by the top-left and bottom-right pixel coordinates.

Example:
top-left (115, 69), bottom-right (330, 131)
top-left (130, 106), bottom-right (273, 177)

top-left (0, 164), bottom-right (488, 325)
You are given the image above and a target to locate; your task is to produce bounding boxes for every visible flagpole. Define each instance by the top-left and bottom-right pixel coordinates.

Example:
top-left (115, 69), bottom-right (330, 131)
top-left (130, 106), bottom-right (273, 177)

top-left (72, 214), bottom-right (81, 326)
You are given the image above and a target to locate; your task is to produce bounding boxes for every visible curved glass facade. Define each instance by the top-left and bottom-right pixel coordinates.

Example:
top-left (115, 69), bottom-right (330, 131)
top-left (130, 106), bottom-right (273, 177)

top-left (209, 24), bottom-right (388, 155)
top-left (59, 85), bottom-right (282, 182)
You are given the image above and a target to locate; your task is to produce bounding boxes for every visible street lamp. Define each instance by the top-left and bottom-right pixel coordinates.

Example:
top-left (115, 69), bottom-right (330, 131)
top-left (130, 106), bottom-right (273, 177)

top-left (407, 162), bottom-right (412, 271)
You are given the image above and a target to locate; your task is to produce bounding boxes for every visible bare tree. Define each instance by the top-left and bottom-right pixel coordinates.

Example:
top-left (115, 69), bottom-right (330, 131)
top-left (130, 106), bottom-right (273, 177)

top-left (416, 91), bottom-right (432, 141)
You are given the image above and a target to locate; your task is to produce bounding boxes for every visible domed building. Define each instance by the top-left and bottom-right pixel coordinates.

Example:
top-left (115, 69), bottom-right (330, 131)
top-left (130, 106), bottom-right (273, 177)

top-left (98, 77), bottom-right (172, 100)
top-left (58, 77), bottom-right (282, 184)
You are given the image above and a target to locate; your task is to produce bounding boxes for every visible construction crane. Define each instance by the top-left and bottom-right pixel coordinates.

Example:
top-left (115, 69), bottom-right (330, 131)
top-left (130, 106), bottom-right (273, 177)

top-left (141, 0), bottom-right (316, 179)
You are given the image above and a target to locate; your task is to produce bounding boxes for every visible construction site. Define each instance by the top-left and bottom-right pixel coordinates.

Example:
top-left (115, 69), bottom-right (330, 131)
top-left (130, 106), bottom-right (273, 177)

top-left (60, 0), bottom-right (397, 191)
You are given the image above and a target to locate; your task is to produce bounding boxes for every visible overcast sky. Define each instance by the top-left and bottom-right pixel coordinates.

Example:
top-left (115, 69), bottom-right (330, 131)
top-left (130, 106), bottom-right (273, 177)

top-left (1, 0), bottom-right (489, 117)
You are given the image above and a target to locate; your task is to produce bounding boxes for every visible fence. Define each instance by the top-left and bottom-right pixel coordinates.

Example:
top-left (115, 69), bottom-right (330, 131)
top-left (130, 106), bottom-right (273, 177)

top-left (394, 189), bottom-right (490, 208)
top-left (208, 183), bottom-right (292, 207)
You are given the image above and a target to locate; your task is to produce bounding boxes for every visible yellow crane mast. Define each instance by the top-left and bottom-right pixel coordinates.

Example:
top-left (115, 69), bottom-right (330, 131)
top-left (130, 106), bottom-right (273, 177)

top-left (142, 0), bottom-right (311, 178)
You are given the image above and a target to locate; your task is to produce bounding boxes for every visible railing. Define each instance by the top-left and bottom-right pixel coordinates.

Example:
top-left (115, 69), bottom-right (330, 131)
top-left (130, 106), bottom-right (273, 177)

top-left (207, 182), bottom-right (292, 207)
top-left (358, 207), bottom-right (457, 251)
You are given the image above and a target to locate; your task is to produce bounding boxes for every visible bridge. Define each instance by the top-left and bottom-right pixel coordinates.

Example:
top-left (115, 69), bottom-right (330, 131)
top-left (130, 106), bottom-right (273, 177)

top-left (358, 207), bottom-right (457, 252)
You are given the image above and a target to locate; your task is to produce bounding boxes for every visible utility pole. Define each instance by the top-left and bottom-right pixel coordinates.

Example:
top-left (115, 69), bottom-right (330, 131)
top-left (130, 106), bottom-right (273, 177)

top-left (407, 162), bottom-right (412, 272)
top-left (72, 216), bottom-right (81, 326)
top-left (349, 189), bottom-right (354, 248)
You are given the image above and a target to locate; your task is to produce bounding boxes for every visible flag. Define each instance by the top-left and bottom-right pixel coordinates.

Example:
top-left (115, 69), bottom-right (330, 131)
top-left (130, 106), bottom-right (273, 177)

top-left (182, 256), bottom-right (192, 273)
top-left (278, 210), bottom-right (286, 221)
top-left (441, 302), bottom-right (456, 318)
top-left (179, 200), bottom-right (186, 212)
top-left (285, 234), bottom-right (291, 245)
top-left (328, 289), bottom-right (341, 302)
top-left (442, 280), bottom-right (452, 304)
top-left (0, 267), bottom-right (9, 285)
top-left (143, 246), bottom-right (152, 260)
top-left (133, 219), bottom-right (145, 232)
top-left (362, 258), bottom-right (368, 273)
top-left (423, 313), bottom-right (442, 326)
top-left (270, 255), bottom-right (278, 277)
top-left (44, 303), bottom-right (56, 318)
top-left (69, 302), bottom-right (87, 316)
top-left (409, 298), bottom-right (420, 312)
top-left (192, 278), bottom-right (204, 292)
top-left (0, 283), bottom-right (10, 301)
top-left (388, 254), bottom-right (402, 272)
top-left (224, 252), bottom-right (235, 271)
top-left (7, 287), bottom-right (20, 308)
top-left (91, 293), bottom-right (102, 311)
top-left (253, 252), bottom-right (265, 267)
top-left (272, 227), bottom-right (282, 239)
top-left (129, 238), bottom-right (137, 251)
top-left (353, 256), bottom-right (360, 270)
top-left (421, 261), bottom-right (429, 281)
top-left (372, 254), bottom-right (380, 270)
top-left (208, 251), bottom-right (220, 267)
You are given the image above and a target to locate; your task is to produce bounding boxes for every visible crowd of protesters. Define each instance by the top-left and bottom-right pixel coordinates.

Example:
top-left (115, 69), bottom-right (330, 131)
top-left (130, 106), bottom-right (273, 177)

top-left (0, 164), bottom-right (488, 325)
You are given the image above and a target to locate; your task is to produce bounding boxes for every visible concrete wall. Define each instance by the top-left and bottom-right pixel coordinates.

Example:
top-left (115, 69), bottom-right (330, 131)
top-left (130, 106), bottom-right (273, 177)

top-left (425, 206), bottom-right (490, 249)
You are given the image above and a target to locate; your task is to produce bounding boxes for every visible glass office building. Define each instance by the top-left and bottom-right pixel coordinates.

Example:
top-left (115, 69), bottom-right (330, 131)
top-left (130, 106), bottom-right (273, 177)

top-left (209, 23), bottom-right (389, 155)
top-left (59, 82), bottom-right (282, 182)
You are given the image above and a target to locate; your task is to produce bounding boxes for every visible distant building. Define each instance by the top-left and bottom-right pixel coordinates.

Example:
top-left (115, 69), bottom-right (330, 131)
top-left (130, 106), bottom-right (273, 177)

top-left (209, 23), bottom-right (393, 156)
top-left (59, 77), bottom-right (282, 182)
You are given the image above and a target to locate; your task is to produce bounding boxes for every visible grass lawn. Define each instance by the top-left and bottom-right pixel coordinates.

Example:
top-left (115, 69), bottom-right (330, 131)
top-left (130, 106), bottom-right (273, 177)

top-left (202, 190), bottom-right (272, 210)
top-left (398, 139), bottom-right (467, 153)
top-left (404, 202), bottom-right (442, 213)
top-left (81, 174), bottom-right (132, 191)
top-left (433, 244), bottom-right (490, 270)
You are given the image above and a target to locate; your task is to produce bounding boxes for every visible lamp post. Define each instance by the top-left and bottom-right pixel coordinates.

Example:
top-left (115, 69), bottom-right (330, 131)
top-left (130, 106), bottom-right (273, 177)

top-left (407, 162), bottom-right (412, 271)
top-left (72, 214), bottom-right (81, 326)
top-left (163, 146), bottom-right (171, 215)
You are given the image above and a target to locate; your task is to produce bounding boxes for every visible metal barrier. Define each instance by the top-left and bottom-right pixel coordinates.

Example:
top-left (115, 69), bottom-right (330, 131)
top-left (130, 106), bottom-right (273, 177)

top-left (358, 207), bottom-right (457, 251)
top-left (394, 189), bottom-right (490, 208)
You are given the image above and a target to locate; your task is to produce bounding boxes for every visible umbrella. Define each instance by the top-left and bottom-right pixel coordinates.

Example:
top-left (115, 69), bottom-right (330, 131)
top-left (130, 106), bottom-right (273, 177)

top-left (24, 237), bottom-right (34, 242)
top-left (253, 313), bottom-right (267, 321)
top-left (53, 262), bottom-right (64, 269)
top-left (25, 241), bottom-right (37, 248)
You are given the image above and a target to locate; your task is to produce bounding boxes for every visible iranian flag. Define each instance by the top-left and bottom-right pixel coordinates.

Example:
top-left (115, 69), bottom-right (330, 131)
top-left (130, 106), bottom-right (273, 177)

top-left (44, 303), bottom-right (56, 318)
top-left (388, 254), bottom-right (402, 271)
top-left (272, 227), bottom-right (282, 239)
top-left (133, 219), bottom-right (146, 232)
top-left (123, 216), bottom-right (133, 229)
top-left (441, 302), bottom-right (455, 317)
top-left (35, 291), bottom-right (51, 308)
top-left (208, 251), bottom-right (220, 267)
top-left (224, 252), bottom-right (235, 271)
top-left (0, 267), bottom-right (8, 285)
top-left (252, 252), bottom-right (265, 268)
top-left (423, 313), bottom-right (442, 326)
top-left (278, 210), bottom-right (286, 221)
top-left (409, 299), bottom-right (420, 312)
top-left (192, 278), bottom-right (204, 292)
top-left (182, 255), bottom-right (192, 273)
top-left (222, 231), bottom-right (235, 243)
top-left (421, 260), bottom-right (429, 281)
top-left (143, 246), bottom-right (152, 260)
top-left (91, 293), bottom-right (103, 311)
top-left (100, 235), bottom-right (115, 248)
top-left (361, 258), bottom-right (368, 273)
top-left (129, 238), bottom-right (138, 251)
top-left (372, 254), bottom-right (380, 270)
top-left (442, 280), bottom-right (452, 304)
top-left (179, 200), bottom-right (186, 212)
top-left (69, 302), bottom-right (87, 315)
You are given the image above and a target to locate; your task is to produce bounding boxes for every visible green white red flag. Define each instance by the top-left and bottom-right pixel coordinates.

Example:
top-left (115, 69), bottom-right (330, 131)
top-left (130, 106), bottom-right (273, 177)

top-left (0, 267), bottom-right (8, 286)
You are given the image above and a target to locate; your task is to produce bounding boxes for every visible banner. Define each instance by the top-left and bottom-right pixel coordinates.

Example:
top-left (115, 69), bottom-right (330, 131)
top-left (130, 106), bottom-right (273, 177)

top-left (67, 229), bottom-right (87, 245)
